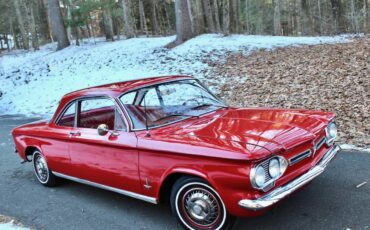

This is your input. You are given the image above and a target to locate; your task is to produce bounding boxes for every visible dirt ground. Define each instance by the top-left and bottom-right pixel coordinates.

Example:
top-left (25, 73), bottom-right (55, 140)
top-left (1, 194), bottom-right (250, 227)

top-left (207, 37), bottom-right (370, 147)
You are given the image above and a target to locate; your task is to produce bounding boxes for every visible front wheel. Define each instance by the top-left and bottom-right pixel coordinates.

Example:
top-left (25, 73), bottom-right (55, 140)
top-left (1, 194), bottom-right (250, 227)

top-left (170, 177), bottom-right (235, 230)
top-left (32, 150), bottom-right (58, 187)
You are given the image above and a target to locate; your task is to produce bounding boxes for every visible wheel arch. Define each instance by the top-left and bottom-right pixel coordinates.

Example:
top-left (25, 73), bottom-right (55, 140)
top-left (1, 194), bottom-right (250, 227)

top-left (24, 145), bottom-right (42, 161)
top-left (157, 168), bottom-right (216, 204)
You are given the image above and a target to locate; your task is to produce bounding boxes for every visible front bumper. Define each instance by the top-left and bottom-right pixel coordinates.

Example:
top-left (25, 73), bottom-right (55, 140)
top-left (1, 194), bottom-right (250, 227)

top-left (239, 145), bottom-right (341, 210)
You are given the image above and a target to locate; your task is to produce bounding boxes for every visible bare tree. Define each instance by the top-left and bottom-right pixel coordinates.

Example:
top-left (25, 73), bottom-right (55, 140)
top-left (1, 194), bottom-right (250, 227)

top-left (174, 0), bottom-right (193, 44)
top-left (26, 0), bottom-right (40, 50)
top-left (151, 0), bottom-right (160, 35)
top-left (188, 0), bottom-right (205, 35)
top-left (13, 0), bottom-right (29, 50)
top-left (202, 0), bottom-right (216, 32)
top-left (364, 0), bottom-right (368, 33)
top-left (213, 0), bottom-right (221, 32)
top-left (222, 0), bottom-right (230, 34)
top-left (121, 0), bottom-right (135, 38)
top-left (229, 0), bottom-right (240, 33)
top-left (273, 0), bottom-right (282, 35)
top-left (47, 0), bottom-right (69, 50)
top-left (330, 0), bottom-right (345, 33)
top-left (102, 2), bottom-right (114, 41)
top-left (139, 0), bottom-right (148, 35)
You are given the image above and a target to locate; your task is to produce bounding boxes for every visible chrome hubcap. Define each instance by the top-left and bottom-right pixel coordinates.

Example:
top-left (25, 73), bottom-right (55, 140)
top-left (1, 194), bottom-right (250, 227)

top-left (34, 154), bottom-right (48, 182)
top-left (183, 187), bottom-right (220, 227)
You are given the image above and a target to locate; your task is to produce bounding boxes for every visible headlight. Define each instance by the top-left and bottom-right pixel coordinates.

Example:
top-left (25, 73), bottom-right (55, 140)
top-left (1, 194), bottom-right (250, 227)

top-left (254, 166), bottom-right (266, 187)
top-left (269, 158), bottom-right (280, 178)
top-left (326, 122), bottom-right (337, 144)
top-left (251, 156), bottom-right (288, 190)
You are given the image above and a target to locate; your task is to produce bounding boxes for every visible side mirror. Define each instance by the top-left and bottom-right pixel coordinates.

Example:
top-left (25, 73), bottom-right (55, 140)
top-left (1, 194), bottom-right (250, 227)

top-left (97, 124), bottom-right (109, 136)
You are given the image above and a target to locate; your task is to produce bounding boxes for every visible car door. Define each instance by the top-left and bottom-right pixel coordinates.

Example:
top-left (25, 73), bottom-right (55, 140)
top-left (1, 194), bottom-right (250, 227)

top-left (45, 101), bottom-right (76, 175)
top-left (68, 97), bottom-right (142, 194)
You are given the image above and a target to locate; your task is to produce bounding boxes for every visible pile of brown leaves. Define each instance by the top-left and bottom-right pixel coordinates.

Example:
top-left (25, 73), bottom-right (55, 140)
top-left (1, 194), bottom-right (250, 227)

top-left (206, 38), bottom-right (370, 147)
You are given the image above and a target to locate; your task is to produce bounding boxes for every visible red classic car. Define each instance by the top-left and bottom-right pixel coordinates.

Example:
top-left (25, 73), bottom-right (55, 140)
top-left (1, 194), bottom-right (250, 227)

top-left (12, 75), bottom-right (340, 230)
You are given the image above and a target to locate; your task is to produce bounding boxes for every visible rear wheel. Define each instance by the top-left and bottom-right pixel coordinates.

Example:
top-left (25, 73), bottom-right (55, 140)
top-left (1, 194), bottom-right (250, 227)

top-left (32, 150), bottom-right (57, 186)
top-left (170, 177), bottom-right (235, 230)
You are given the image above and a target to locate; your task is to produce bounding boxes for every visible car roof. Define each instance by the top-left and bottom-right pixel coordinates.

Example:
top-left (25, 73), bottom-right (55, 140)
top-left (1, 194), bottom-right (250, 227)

top-left (62, 75), bottom-right (193, 100)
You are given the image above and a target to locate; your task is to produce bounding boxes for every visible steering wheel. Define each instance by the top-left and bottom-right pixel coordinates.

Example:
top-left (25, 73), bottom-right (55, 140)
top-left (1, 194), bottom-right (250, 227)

top-left (182, 98), bottom-right (200, 106)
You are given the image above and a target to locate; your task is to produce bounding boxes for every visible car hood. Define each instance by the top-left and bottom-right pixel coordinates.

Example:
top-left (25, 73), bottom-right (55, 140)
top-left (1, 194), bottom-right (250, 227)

top-left (149, 108), bottom-right (334, 160)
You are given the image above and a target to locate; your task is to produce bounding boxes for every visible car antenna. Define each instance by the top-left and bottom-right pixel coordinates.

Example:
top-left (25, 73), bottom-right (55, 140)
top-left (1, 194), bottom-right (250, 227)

top-left (143, 92), bottom-right (150, 137)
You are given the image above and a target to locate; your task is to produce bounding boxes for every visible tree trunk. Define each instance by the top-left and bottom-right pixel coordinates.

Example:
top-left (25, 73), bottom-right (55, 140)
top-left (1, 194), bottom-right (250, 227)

top-left (244, 0), bottom-right (250, 33)
top-left (301, 0), bottom-right (314, 35)
top-left (330, 0), bottom-right (345, 33)
top-left (222, 0), bottom-right (230, 34)
top-left (317, 0), bottom-right (323, 34)
top-left (349, 0), bottom-right (359, 33)
top-left (273, 0), bottom-right (282, 35)
top-left (47, 0), bottom-right (70, 50)
top-left (163, 3), bottom-right (172, 33)
top-left (363, 0), bottom-right (368, 33)
top-left (42, 0), bottom-right (54, 42)
top-left (121, 0), bottom-right (136, 38)
top-left (229, 0), bottom-right (240, 33)
top-left (14, 0), bottom-right (29, 50)
top-left (9, 19), bottom-right (18, 49)
top-left (139, 0), bottom-right (148, 35)
top-left (174, 0), bottom-right (193, 44)
top-left (213, 0), bottom-right (221, 33)
top-left (4, 34), bottom-right (10, 51)
top-left (188, 0), bottom-right (205, 35)
top-left (66, 0), bottom-right (72, 40)
top-left (27, 0), bottom-right (40, 50)
top-left (102, 4), bottom-right (114, 41)
top-left (151, 0), bottom-right (160, 35)
top-left (202, 0), bottom-right (216, 32)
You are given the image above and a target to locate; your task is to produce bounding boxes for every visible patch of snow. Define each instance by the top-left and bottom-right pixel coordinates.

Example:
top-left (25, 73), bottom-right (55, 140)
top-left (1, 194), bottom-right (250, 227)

top-left (0, 34), bottom-right (352, 117)
top-left (339, 144), bottom-right (370, 153)
top-left (0, 221), bottom-right (29, 230)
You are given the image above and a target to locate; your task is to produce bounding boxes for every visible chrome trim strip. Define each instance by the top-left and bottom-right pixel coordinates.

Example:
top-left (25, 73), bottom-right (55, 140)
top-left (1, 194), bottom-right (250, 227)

top-left (289, 149), bottom-right (312, 165)
top-left (52, 172), bottom-right (158, 204)
top-left (239, 145), bottom-right (340, 211)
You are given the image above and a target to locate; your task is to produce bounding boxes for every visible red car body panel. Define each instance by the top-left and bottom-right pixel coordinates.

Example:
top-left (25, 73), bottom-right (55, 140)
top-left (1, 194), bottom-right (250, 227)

top-left (12, 75), bottom-right (336, 217)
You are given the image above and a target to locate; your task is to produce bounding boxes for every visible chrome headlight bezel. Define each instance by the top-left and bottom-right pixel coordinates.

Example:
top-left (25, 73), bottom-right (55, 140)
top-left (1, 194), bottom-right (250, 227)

top-left (325, 122), bottom-right (337, 146)
top-left (250, 156), bottom-right (288, 191)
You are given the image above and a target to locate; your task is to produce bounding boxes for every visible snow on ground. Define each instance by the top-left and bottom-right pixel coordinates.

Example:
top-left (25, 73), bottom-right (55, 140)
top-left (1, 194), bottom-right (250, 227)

top-left (0, 34), bottom-right (351, 117)
top-left (0, 222), bottom-right (29, 230)
top-left (0, 218), bottom-right (29, 230)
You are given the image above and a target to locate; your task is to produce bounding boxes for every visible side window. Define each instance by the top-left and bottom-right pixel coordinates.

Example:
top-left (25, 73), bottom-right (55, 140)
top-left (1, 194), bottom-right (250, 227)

top-left (140, 88), bottom-right (161, 106)
top-left (120, 91), bottom-right (136, 105)
top-left (57, 102), bottom-right (76, 127)
top-left (78, 98), bottom-right (126, 131)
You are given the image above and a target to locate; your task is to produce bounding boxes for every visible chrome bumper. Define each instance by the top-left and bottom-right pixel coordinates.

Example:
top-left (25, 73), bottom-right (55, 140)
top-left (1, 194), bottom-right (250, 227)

top-left (239, 145), bottom-right (341, 210)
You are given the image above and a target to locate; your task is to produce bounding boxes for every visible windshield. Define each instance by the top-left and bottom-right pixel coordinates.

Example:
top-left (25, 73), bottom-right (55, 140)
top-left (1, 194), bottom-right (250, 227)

top-left (119, 79), bottom-right (227, 129)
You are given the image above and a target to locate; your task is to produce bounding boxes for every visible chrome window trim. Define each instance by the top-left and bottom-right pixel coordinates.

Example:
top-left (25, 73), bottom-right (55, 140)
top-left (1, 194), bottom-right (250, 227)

top-left (54, 95), bottom-right (130, 132)
top-left (52, 172), bottom-right (157, 204)
top-left (118, 79), bottom-right (228, 132)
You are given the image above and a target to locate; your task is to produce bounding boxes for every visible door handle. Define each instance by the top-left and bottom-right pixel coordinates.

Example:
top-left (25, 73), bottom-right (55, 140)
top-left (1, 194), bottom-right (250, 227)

top-left (69, 131), bottom-right (81, 137)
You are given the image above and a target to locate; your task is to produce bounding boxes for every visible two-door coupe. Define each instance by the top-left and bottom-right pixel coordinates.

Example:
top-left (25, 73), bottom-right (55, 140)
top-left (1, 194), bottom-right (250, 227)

top-left (12, 76), bottom-right (340, 230)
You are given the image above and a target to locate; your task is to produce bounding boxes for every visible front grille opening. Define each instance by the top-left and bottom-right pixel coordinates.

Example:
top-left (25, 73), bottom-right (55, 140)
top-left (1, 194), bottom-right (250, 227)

top-left (289, 149), bottom-right (312, 165)
top-left (315, 137), bottom-right (326, 151)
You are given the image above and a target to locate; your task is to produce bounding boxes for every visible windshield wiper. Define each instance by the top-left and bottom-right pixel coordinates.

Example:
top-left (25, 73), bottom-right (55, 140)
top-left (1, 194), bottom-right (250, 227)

top-left (191, 103), bottom-right (229, 110)
top-left (153, 113), bottom-right (199, 123)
